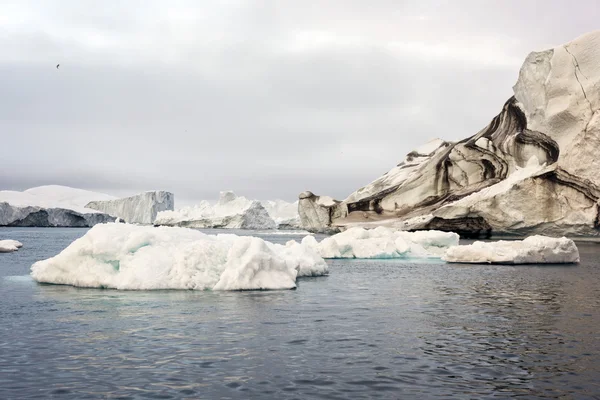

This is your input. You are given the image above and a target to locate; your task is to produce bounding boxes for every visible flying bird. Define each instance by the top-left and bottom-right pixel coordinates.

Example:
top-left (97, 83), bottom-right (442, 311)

top-left (56, 64), bottom-right (60, 69)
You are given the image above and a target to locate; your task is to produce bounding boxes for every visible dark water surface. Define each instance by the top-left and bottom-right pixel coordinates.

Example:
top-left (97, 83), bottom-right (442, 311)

top-left (1, 228), bottom-right (600, 399)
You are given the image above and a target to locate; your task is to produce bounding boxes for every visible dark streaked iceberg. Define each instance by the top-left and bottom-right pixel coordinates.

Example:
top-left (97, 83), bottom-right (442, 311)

top-left (299, 31), bottom-right (600, 238)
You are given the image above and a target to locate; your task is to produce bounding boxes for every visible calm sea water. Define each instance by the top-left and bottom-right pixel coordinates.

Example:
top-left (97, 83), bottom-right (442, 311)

top-left (1, 227), bottom-right (600, 399)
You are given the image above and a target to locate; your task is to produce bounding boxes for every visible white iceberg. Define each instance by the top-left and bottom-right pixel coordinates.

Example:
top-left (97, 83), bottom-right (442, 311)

top-left (443, 235), bottom-right (580, 264)
top-left (0, 185), bottom-right (117, 227)
top-left (0, 185), bottom-right (116, 213)
top-left (85, 191), bottom-right (174, 224)
top-left (0, 185), bottom-right (175, 227)
top-left (0, 239), bottom-right (23, 253)
top-left (262, 199), bottom-right (302, 229)
top-left (155, 191), bottom-right (277, 229)
top-left (30, 223), bottom-right (328, 290)
top-left (299, 226), bottom-right (459, 259)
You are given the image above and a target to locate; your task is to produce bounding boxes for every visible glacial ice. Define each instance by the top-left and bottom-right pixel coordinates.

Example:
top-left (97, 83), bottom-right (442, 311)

top-left (443, 236), bottom-right (580, 264)
top-left (299, 226), bottom-right (459, 259)
top-left (0, 240), bottom-right (23, 253)
top-left (30, 223), bottom-right (328, 290)
top-left (86, 191), bottom-right (174, 225)
top-left (155, 191), bottom-right (279, 230)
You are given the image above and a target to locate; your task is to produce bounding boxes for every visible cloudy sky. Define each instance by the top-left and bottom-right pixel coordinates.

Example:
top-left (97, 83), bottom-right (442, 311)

top-left (1, 1), bottom-right (598, 205)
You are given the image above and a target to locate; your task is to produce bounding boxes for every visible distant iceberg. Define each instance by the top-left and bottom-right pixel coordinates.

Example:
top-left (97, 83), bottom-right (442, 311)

top-left (0, 240), bottom-right (23, 253)
top-left (443, 236), bottom-right (580, 264)
top-left (299, 226), bottom-right (459, 259)
top-left (0, 185), bottom-right (116, 227)
top-left (30, 223), bottom-right (328, 290)
top-left (262, 199), bottom-right (302, 229)
top-left (86, 191), bottom-right (174, 224)
top-left (0, 185), bottom-right (174, 227)
top-left (155, 191), bottom-right (300, 230)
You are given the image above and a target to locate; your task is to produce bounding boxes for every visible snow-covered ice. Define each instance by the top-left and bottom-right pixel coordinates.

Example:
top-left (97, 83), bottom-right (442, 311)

top-left (0, 240), bottom-right (23, 253)
top-left (30, 223), bottom-right (328, 290)
top-left (443, 235), bottom-right (580, 264)
top-left (299, 226), bottom-right (459, 259)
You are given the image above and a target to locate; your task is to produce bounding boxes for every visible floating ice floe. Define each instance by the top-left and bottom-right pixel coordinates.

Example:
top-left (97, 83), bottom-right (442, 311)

top-left (0, 240), bottom-right (23, 253)
top-left (30, 223), bottom-right (327, 290)
top-left (443, 235), bottom-right (580, 264)
top-left (299, 226), bottom-right (459, 259)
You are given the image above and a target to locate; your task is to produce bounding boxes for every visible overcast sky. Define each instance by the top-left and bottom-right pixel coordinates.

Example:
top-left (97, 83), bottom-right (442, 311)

top-left (1, 1), bottom-right (598, 205)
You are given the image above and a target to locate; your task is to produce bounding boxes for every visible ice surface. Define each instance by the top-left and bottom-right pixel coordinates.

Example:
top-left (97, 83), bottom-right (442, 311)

top-left (30, 223), bottom-right (328, 290)
top-left (0, 239), bottom-right (23, 253)
top-left (299, 226), bottom-right (459, 259)
top-left (443, 235), bottom-right (580, 264)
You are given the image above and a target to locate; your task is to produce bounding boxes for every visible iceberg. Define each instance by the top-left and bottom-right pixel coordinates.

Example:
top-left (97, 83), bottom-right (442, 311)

top-left (155, 191), bottom-right (277, 229)
top-left (443, 236), bottom-right (580, 264)
top-left (299, 226), bottom-right (459, 259)
top-left (298, 31), bottom-right (600, 239)
top-left (85, 191), bottom-right (174, 225)
top-left (0, 185), bottom-right (116, 227)
top-left (0, 239), bottom-right (23, 253)
top-left (30, 223), bottom-right (328, 290)
top-left (262, 199), bottom-right (302, 229)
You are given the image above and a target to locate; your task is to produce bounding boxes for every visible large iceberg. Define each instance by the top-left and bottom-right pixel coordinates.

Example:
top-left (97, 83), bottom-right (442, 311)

top-left (0, 185), bottom-right (116, 227)
top-left (298, 31), bottom-right (600, 239)
top-left (0, 239), bottom-right (23, 253)
top-left (299, 226), bottom-right (459, 259)
top-left (30, 223), bottom-right (328, 290)
top-left (155, 191), bottom-right (277, 229)
top-left (86, 191), bottom-right (174, 225)
top-left (262, 199), bottom-right (302, 229)
top-left (443, 236), bottom-right (580, 264)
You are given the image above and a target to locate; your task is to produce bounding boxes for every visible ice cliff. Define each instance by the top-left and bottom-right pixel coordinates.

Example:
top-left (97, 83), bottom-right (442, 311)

top-left (299, 31), bottom-right (600, 238)
top-left (86, 191), bottom-right (174, 225)
top-left (155, 191), bottom-right (300, 230)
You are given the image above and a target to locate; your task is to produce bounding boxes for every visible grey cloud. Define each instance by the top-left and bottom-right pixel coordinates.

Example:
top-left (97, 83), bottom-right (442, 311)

top-left (1, 1), bottom-right (599, 204)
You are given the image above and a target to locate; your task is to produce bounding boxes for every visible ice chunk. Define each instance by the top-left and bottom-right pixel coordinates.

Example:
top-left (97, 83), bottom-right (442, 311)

top-left (300, 226), bottom-right (459, 259)
top-left (0, 239), bottom-right (23, 253)
top-left (30, 223), bottom-right (328, 290)
top-left (443, 235), bottom-right (580, 264)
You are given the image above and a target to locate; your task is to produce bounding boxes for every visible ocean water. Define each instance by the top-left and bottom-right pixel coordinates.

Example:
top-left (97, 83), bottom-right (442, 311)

top-left (1, 227), bottom-right (600, 399)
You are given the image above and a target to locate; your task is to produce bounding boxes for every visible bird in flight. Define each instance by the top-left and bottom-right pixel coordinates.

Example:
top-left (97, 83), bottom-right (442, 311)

top-left (56, 64), bottom-right (60, 69)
